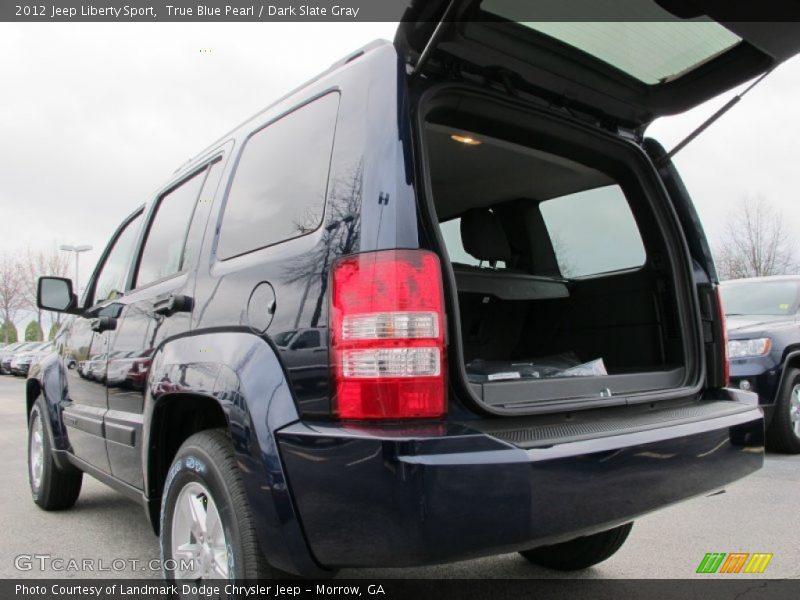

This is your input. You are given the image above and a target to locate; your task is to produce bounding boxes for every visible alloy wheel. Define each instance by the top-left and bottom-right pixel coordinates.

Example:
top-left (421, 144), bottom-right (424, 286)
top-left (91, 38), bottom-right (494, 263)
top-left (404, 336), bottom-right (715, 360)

top-left (170, 481), bottom-right (229, 580)
top-left (29, 411), bottom-right (44, 492)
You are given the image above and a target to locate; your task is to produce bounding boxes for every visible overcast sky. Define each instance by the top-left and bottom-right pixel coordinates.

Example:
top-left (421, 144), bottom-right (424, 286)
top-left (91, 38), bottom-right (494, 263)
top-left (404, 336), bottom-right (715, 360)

top-left (1, 22), bottom-right (799, 291)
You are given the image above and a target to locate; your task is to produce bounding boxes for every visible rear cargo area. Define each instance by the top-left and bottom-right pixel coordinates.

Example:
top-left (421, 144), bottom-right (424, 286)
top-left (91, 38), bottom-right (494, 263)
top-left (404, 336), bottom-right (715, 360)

top-left (421, 109), bottom-right (694, 411)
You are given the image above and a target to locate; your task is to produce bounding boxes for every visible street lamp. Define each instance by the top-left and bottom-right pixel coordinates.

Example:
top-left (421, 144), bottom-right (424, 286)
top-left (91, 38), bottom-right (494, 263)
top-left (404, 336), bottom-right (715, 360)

top-left (59, 244), bottom-right (93, 294)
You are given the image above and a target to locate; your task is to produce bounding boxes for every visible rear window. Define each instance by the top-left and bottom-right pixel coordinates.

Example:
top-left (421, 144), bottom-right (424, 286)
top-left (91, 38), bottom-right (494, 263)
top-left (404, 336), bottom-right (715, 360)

top-left (540, 185), bottom-right (646, 278)
top-left (217, 93), bottom-right (339, 260)
top-left (481, 0), bottom-right (741, 84)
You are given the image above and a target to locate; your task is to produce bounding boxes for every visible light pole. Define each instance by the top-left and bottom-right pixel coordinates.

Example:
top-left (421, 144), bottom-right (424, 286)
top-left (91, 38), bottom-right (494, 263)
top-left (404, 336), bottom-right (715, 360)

top-left (59, 244), bottom-right (93, 294)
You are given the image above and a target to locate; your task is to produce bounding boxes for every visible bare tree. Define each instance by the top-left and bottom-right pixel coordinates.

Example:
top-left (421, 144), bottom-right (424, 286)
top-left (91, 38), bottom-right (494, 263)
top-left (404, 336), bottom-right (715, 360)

top-left (714, 197), bottom-right (798, 281)
top-left (283, 162), bottom-right (363, 329)
top-left (0, 252), bottom-right (26, 344)
top-left (22, 248), bottom-right (49, 340)
top-left (549, 232), bottom-right (576, 278)
top-left (21, 247), bottom-right (71, 338)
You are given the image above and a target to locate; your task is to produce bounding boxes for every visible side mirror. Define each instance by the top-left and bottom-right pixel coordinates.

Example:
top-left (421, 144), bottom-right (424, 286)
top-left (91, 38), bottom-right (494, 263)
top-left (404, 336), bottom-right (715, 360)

top-left (37, 277), bottom-right (79, 314)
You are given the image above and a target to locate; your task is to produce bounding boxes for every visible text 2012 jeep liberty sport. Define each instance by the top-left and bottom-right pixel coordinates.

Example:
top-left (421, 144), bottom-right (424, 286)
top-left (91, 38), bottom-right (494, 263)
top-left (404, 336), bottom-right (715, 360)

top-left (29, 1), bottom-right (800, 580)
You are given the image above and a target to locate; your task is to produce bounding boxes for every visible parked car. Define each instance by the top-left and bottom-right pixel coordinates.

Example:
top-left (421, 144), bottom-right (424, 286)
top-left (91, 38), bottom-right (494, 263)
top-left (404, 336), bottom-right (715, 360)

top-left (1, 342), bottom-right (41, 375)
top-left (27, 6), bottom-right (800, 580)
top-left (78, 353), bottom-right (104, 380)
top-left (10, 343), bottom-right (53, 377)
top-left (105, 350), bottom-right (149, 388)
top-left (721, 276), bottom-right (800, 453)
top-left (0, 342), bottom-right (26, 374)
top-left (273, 328), bottom-right (328, 399)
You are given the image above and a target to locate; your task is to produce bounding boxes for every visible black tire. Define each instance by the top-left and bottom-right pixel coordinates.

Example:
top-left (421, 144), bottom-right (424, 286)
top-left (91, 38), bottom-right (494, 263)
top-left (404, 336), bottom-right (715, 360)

top-left (160, 429), bottom-right (274, 580)
top-left (766, 368), bottom-right (800, 454)
top-left (28, 398), bottom-right (82, 510)
top-left (519, 523), bottom-right (633, 571)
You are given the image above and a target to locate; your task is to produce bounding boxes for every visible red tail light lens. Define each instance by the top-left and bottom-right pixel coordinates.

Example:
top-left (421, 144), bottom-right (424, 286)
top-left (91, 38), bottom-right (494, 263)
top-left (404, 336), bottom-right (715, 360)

top-left (330, 249), bottom-right (446, 419)
top-left (716, 286), bottom-right (730, 387)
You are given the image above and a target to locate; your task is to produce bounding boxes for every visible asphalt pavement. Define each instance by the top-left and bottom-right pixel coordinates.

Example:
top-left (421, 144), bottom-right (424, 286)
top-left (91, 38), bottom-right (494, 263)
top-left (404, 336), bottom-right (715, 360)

top-left (0, 376), bottom-right (797, 580)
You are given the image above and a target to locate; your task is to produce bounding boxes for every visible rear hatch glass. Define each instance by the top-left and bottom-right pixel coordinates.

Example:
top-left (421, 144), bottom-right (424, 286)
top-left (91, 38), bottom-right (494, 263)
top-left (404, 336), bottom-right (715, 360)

top-left (396, 0), bottom-right (800, 127)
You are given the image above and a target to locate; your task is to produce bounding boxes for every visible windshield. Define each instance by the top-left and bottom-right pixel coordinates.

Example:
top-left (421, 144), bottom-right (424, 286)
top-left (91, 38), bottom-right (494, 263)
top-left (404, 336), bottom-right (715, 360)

top-left (721, 280), bottom-right (800, 316)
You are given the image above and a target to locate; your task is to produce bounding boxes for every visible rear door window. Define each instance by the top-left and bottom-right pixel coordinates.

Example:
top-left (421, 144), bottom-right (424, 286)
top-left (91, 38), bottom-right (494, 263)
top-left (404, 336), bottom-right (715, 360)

top-left (540, 185), bottom-right (646, 278)
top-left (135, 168), bottom-right (207, 288)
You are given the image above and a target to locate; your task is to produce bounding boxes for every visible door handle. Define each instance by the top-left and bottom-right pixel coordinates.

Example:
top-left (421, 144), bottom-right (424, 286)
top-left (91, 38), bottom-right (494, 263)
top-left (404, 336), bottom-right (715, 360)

top-left (154, 294), bottom-right (193, 317)
top-left (91, 316), bottom-right (117, 333)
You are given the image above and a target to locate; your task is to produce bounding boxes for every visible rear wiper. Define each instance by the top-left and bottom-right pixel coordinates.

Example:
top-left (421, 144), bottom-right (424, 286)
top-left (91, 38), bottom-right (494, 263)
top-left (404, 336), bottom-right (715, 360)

top-left (659, 69), bottom-right (774, 166)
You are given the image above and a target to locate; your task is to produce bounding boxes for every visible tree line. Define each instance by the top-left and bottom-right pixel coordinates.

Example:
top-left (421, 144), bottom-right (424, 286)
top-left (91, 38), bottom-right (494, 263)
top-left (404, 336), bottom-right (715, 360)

top-left (713, 197), bottom-right (798, 281)
top-left (0, 248), bottom-right (71, 344)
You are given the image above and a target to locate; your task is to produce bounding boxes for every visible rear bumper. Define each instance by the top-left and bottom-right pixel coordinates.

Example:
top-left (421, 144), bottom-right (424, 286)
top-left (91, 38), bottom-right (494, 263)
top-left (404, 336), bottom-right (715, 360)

top-left (277, 395), bottom-right (763, 569)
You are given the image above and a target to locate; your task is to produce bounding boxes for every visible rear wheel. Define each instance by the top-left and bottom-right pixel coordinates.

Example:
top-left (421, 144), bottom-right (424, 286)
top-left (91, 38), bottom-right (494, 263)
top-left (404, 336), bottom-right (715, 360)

top-left (766, 368), bottom-right (800, 454)
top-left (160, 430), bottom-right (274, 580)
top-left (519, 523), bottom-right (633, 571)
top-left (28, 399), bottom-right (82, 510)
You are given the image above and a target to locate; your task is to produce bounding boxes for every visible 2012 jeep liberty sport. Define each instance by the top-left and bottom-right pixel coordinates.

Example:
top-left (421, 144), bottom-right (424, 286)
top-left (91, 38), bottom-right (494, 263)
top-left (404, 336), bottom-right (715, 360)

top-left (28, 1), bottom-right (800, 580)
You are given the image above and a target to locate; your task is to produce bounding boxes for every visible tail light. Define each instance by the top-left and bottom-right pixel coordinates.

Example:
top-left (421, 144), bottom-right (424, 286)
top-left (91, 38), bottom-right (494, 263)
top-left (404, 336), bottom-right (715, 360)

top-left (715, 286), bottom-right (730, 386)
top-left (330, 249), bottom-right (446, 419)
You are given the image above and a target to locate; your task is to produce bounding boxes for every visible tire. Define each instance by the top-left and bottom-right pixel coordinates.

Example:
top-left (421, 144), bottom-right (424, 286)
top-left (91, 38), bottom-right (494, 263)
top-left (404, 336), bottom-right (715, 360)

top-left (519, 523), bottom-right (633, 571)
top-left (766, 368), bottom-right (800, 454)
top-left (28, 398), bottom-right (82, 510)
top-left (160, 429), bottom-right (274, 580)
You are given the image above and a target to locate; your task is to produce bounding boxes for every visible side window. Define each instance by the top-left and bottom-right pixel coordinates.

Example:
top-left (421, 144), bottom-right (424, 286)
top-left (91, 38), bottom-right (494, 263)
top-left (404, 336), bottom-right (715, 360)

top-left (292, 329), bottom-right (321, 350)
top-left (217, 93), bottom-right (340, 260)
top-left (136, 168), bottom-right (207, 288)
top-left (92, 213), bottom-right (144, 305)
top-left (182, 160), bottom-right (223, 269)
top-left (540, 185), bottom-right (646, 278)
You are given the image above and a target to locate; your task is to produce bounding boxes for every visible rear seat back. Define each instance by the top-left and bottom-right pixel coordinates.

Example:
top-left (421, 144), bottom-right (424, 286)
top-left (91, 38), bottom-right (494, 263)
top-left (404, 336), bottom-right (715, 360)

top-left (453, 207), bottom-right (569, 301)
top-left (459, 208), bottom-right (512, 268)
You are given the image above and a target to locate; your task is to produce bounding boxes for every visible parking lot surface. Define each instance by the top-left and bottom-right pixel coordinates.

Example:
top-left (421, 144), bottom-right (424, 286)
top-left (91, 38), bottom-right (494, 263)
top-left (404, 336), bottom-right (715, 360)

top-left (1, 376), bottom-right (797, 579)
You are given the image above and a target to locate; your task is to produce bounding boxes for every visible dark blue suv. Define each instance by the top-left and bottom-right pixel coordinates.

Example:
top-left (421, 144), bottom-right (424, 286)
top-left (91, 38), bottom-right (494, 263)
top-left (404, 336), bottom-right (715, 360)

top-left (722, 276), bottom-right (800, 454)
top-left (28, 3), bottom-right (800, 580)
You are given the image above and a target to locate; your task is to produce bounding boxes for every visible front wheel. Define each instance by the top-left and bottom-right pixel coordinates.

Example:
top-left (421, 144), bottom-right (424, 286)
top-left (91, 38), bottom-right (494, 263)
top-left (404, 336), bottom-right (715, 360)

top-left (160, 430), bottom-right (274, 580)
top-left (766, 368), bottom-right (800, 454)
top-left (519, 523), bottom-right (633, 571)
top-left (28, 398), bottom-right (82, 510)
